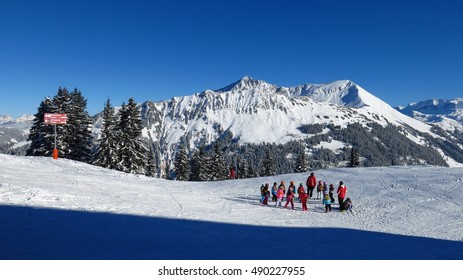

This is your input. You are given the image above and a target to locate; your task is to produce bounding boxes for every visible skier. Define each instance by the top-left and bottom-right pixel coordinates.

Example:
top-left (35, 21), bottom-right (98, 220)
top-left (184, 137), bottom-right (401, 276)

top-left (288, 181), bottom-right (296, 202)
top-left (323, 181), bottom-right (329, 195)
top-left (275, 186), bottom-right (285, 207)
top-left (260, 184), bottom-right (266, 203)
top-left (300, 190), bottom-right (309, 211)
top-left (316, 180), bottom-right (323, 199)
top-left (306, 172), bottom-right (316, 199)
top-left (343, 197), bottom-right (354, 214)
top-left (337, 181), bottom-right (347, 211)
top-left (271, 182), bottom-right (278, 202)
top-left (322, 192), bottom-right (332, 213)
top-left (297, 183), bottom-right (305, 202)
top-left (279, 181), bottom-right (286, 193)
top-left (228, 165), bottom-right (236, 179)
top-left (284, 186), bottom-right (295, 209)
top-left (261, 183), bottom-right (270, 205)
top-left (329, 183), bottom-right (335, 203)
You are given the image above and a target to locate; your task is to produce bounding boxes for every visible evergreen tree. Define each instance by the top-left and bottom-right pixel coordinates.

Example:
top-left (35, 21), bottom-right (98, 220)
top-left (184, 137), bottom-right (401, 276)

top-left (190, 146), bottom-right (209, 181)
top-left (26, 98), bottom-right (56, 156)
top-left (28, 87), bottom-right (93, 163)
top-left (145, 144), bottom-right (158, 177)
top-left (261, 148), bottom-right (276, 176)
top-left (350, 148), bottom-right (360, 167)
top-left (66, 89), bottom-right (93, 162)
top-left (163, 160), bottom-right (171, 179)
top-left (209, 142), bottom-right (227, 180)
top-left (115, 98), bottom-right (147, 174)
top-left (174, 143), bottom-right (190, 181)
top-left (94, 98), bottom-right (118, 169)
top-left (295, 152), bottom-right (308, 173)
top-left (52, 87), bottom-right (72, 157)
top-left (236, 158), bottom-right (248, 179)
top-left (247, 164), bottom-right (257, 178)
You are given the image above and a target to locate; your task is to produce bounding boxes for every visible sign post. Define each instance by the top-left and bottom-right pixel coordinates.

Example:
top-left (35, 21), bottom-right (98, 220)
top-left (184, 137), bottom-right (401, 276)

top-left (44, 113), bottom-right (67, 159)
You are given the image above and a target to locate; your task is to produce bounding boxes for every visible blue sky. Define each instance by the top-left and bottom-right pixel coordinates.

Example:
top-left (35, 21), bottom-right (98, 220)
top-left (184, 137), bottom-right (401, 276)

top-left (1, 0), bottom-right (462, 117)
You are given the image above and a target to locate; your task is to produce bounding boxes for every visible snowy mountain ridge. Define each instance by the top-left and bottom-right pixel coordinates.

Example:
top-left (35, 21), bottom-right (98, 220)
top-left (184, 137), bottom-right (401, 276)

top-left (137, 77), bottom-right (440, 168)
top-left (0, 114), bottom-right (33, 155)
top-left (397, 98), bottom-right (463, 131)
top-left (0, 114), bottom-right (34, 129)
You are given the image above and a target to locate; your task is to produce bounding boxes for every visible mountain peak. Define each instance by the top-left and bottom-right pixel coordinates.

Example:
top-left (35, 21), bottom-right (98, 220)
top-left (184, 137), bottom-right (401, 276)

top-left (216, 76), bottom-right (276, 92)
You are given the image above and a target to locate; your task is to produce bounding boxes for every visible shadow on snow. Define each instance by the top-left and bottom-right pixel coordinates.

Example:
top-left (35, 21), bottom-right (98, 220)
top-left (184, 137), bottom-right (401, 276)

top-left (0, 205), bottom-right (461, 260)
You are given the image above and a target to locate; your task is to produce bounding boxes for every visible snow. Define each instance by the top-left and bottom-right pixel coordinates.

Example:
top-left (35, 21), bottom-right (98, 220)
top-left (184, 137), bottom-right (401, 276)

top-left (314, 139), bottom-right (346, 151)
top-left (1, 154), bottom-right (462, 260)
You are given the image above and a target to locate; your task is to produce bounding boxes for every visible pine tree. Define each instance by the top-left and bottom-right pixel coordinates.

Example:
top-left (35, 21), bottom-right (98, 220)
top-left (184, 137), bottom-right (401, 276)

top-left (28, 87), bottom-right (93, 162)
top-left (350, 148), bottom-right (360, 167)
top-left (145, 144), bottom-right (158, 177)
top-left (174, 144), bottom-right (190, 181)
top-left (26, 98), bottom-right (56, 156)
top-left (114, 98), bottom-right (147, 174)
top-left (295, 152), bottom-right (308, 173)
top-left (190, 146), bottom-right (209, 181)
top-left (66, 89), bottom-right (93, 162)
top-left (210, 142), bottom-right (227, 181)
top-left (261, 149), bottom-right (276, 176)
top-left (52, 87), bottom-right (72, 157)
top-left (236, 158), bottom-right (248, 179)
top-left (94, 98), bottom-right (118, 169)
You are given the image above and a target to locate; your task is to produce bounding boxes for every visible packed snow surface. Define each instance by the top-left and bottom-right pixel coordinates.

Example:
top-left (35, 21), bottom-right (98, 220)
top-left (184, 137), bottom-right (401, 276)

top-left (0, 154), bottom-right (462, 259)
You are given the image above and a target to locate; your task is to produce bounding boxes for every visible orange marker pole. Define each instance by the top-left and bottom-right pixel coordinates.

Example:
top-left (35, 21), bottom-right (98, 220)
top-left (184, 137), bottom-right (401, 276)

top-left (53, 124), bottom-right (58, 160)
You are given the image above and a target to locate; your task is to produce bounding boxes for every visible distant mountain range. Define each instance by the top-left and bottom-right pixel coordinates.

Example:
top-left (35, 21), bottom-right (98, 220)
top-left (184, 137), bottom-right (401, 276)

top-left (2, 77), bottom-right (463, 171)
top-left (397, 98), bottom-right (463, 131)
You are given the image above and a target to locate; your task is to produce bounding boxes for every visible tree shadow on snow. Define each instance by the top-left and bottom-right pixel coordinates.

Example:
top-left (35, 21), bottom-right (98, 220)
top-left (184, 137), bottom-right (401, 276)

top-left (0, 205), bottom-right (461, 260)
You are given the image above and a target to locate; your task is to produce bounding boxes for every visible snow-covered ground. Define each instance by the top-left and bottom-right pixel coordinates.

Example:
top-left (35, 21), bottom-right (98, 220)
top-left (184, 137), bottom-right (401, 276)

top-left (0, 154), bottom-right (462, 259)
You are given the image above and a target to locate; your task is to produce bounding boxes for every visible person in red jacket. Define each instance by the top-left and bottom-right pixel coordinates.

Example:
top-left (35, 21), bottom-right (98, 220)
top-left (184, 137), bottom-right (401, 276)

top-left (284, 187), bottom-right (295, 210)
top-left (300, 191), bottom-right (309, 211)
top-left (306, 172), bottom-right (316, 199)
top-left (337, 181), bottom-right (347, 211)
top-left (297, 183), bottom-right (305, 202)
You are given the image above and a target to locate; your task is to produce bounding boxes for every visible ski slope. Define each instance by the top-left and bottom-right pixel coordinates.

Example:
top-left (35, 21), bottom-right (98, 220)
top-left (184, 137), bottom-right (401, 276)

top-left (0, 154), bottom-right (462, 259)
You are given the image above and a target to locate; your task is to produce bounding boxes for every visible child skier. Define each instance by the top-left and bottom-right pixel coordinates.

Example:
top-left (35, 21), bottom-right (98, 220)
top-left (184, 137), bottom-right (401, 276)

top-left (329, 183), bottom-right (335, 203)
top-left (322, 192), bottom-right (332, 213)
top-left (261, 183), bottom-right (270, 205)
top-left (260, 184), bottom-right (265, 203)
top-left (300, 190), bottom-right (309, 211)
top-left (284, 186), bottom-right (295, 209)
top-left (279, 181), bottom-right (286, 194)
top-left (275, 186), bottom-right (285, 207)
top-left (343, 197), bottom-right (354, 214)
top-left (271, 182), bottom-right (278, 202)
top-left (316, 181), bottom-right (323, 199)
top-left (288, 181), bottom-right (296, 202)
top-left (297, 183), bottom-right (305, 202)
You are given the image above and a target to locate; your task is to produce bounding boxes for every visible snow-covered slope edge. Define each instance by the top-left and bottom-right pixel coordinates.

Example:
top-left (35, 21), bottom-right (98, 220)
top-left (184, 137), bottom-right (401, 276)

top-left (1, 154), bottom-right (462, 241)
top-left (1, 154), bottom-right (462, 259)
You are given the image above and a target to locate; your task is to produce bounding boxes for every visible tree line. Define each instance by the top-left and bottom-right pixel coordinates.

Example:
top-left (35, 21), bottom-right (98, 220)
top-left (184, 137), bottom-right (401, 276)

top-left (27, 88), bottom-right (149, 175)
top-left (27, 88), bottom-right (458, 181)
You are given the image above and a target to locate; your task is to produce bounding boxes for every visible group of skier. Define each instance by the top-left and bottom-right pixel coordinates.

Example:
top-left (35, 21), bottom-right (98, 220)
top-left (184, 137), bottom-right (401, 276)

top-left (259, 172), bottom-right (354, 213)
